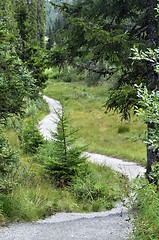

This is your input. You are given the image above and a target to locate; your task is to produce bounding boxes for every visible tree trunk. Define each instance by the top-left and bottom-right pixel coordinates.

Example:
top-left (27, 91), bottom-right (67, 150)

top-left (146, 0), bottom-right (159, 177)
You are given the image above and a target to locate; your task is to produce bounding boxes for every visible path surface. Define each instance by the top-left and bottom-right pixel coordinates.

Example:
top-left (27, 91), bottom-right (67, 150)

top-left (0, 95), bottom-right (145, 240)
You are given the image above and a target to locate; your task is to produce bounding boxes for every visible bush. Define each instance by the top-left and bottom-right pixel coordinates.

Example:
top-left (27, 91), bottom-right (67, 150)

top-left (118, 124), bottom-right (130, 133)
top-left (45, 66), bottom-right (77, 83)
top-left (85, 72), bottom-right (101, 86)
top-left (0, 127), bottom-right (19, 193)
top-left (21, 119), bottom-right (44, 154)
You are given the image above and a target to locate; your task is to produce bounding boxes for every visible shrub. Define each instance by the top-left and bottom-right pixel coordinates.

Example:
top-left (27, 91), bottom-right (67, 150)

top-left (85, 72), bottom-right (101, 86)
top-left (149, 162), bottom-right (159, 186)
top-left (45, 66), bottom-right (77, 83)
top-left (118, 124), bottom-right (130, 133)
top-left (21, 119), bottom-right (44, 154)
top-left (0, 127), bottom-right (19, 193)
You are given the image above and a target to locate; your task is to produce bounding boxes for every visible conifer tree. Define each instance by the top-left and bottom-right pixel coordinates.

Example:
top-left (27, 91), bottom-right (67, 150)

top-left (0, 1), bottom-right (36, 118)
top-left (49, 0), bottom-right (159, 174)
top-left (15, 0), bottom-right (46, 48)
top-left (46, 25), bottom-right (55, 49)
top-left (0, 127), bottom-right (19, 193)
top-left (0, 0), bottom-right (17, 34)
top-left (37, 0), bottom-right (46, 48)
top-left (43, 107), bottom-right (88, 187)
top-left (14, 0), bottom-right (47, 89)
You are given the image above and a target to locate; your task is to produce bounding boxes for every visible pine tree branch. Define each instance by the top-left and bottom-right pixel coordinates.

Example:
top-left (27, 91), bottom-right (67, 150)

top-left (71, 62), bottom-right (115, 76)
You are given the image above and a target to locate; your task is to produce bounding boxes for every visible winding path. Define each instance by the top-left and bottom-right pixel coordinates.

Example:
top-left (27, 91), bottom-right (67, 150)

top-left (39, 96), bottom-right (145, 180)
top-left (0, 95), bottom-right (145, 240)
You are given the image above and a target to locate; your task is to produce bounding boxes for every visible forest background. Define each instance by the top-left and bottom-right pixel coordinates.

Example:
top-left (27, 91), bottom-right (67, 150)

top-left (0, 0), bottom-right (159, 239)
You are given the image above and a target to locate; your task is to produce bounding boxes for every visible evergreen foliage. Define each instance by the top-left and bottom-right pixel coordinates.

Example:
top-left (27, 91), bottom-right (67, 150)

top-left (0, 21), bottom-right (36, 119)
top-left (0, 0), bottom-right (47, 119)
top-left (48, 0), bottom-right (159, 177)
top-left (0, 128), bottom-right (19, 193)
top-left (48, 0), bottom-right (158, 116)
top-left (14, 0), bottom-right (47, 89)
top-left (21, 118), bottom-right (44, 154)
top-left (46, 0), bottom-right (68, 48)
top-left (15, 0), bottom-right (46, 48)
top-left (41, 107), bottom-right (88, 187)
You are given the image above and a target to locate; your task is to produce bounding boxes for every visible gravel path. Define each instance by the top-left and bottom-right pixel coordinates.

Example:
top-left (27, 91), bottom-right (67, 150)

top-left (0, 95), bottom-right (145, 240)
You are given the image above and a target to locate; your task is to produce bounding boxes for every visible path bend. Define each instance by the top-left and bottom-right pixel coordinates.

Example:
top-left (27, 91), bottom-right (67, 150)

top-left (39, 95), bottom-right (145, 180)
top-left (0, 95), bottom-right (145, 240)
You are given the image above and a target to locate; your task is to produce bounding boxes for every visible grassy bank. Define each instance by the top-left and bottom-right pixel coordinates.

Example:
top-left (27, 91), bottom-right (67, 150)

top-left (131, 177), bottom-right (159, 240)
top-left (44, 81), bottom-right (146, 166)
top-left (0, 94), bottom-right (126, 224)
top-left (0, 163), bottom-right (126, 224)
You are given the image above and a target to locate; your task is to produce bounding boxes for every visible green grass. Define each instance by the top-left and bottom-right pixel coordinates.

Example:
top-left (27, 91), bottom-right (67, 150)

top-left (0, 161), bottom-right (126, 223)
top-left (0, 78), bottom-right (145, 224)
top-left (71, 163), bottom-right (127, 212)
top-left (0, 182), bottom-right (78, 222)
top-left (44, 81), bottom-right (146, 165)
top-left (132, 178), bottom-right (159, 240)
top-left (0, 91), bottom-right (127, 224)
top-left (3, 129), bottom-right (20, 151)
top-left (36, 98), bottom-right (49, 121)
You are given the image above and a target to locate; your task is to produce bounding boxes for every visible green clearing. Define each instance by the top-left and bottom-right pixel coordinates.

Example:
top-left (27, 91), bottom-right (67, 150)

top-left (44, 80), bottom-right (146, 166)
top-left (0, 70), bottom-right (149, 225)
top-left (1, 88), bottom-right (127, 224)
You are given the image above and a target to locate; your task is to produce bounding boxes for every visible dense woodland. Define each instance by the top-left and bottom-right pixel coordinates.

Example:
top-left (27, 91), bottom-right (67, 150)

top-left (1, 0), bottom-right (46, 118)
top-left (0, 0), bottom-right (159, 239)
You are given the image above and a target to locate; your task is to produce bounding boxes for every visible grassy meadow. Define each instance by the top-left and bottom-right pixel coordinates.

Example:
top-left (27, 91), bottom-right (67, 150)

top-left (43, 69), bottom-right (159, 240)
top-left (1, 84), bottom-right (127, 224)
top-left (1, 68), bottom-right (158, 240)
top-left (44, 80), bottom-right (146, 166)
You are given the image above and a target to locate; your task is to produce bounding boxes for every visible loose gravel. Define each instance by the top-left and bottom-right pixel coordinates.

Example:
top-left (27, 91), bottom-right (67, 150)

top-left (0, 95), bottom-right (145, 240)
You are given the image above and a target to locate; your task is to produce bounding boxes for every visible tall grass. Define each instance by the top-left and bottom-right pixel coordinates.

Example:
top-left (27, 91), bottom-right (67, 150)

top-left (132, 178), bottom-right (159, 240)
top-left (3, 129), bottom-right (20, 151)
top-left (0, 162), bottom-right (125, 223)
top-left (1, 75), bottom-right (145, 224)
top-left (0, 93), bottom-right (127, 224)
top-left (44, 81), bottom-right (146, 165)
top-left (71, 163), bottom-right (127, 212)
top-left (0, 183), bottom-right (78, 222)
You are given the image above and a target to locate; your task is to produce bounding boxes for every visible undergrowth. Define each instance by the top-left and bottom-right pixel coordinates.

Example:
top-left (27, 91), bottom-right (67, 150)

top-left (0, 94), bottom-right (126, 224)
top-left (0, 162), bottom-right (125, 223)
top-left (131, 177), bottom-right (159, 240)
top-left (71, 163), bottom-right (125, 212)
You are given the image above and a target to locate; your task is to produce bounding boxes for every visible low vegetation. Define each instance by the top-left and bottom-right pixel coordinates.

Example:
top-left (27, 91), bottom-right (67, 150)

top-left (0, 91), bottom-right (126, 225)
top-left (131, 176), bottom-right (159, 240)
top-left (130, 86), bottom-right (159, 240)
top-left (1, 68), bottom-right (158, 240)
top-left (44, 69), bottom-right (159, 240)
top-left (44, 72), bottom-right (146, 166)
